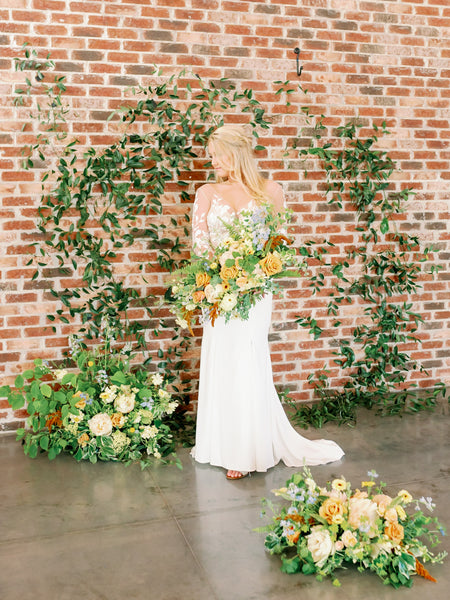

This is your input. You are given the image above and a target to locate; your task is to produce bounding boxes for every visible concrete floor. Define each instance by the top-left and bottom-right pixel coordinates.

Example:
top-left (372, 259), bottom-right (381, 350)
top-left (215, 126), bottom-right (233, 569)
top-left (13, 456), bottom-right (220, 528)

top-left (0, 407), bottom-right (448, 600)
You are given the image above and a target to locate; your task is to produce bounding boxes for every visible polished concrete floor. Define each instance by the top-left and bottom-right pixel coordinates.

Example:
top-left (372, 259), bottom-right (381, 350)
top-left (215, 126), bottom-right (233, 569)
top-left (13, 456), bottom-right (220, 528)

top-left (0, 407), bottom-right (449, 600)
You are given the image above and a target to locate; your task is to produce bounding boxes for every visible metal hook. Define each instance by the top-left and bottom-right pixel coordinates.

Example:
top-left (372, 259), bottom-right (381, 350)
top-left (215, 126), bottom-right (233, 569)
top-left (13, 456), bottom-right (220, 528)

top-left (294, 47), bottom-right (303, 77)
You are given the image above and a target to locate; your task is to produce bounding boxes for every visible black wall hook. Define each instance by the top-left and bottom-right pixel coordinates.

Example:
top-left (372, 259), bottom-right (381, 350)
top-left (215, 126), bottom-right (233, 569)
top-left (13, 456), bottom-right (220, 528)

top-left (294, 47), bottom-right (303, 77)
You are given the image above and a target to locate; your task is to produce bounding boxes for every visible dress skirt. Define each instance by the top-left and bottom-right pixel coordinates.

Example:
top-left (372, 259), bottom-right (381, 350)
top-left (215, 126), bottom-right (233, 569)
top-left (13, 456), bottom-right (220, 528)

top-left (191, 294), bottom-right (344, 472)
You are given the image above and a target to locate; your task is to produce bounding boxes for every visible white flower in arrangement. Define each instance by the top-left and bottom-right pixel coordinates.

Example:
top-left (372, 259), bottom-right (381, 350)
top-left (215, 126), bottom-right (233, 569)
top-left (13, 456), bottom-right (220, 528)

top-left (219, 249), bottom-right (235, 266)
top-left (99, 385), bottom-right (118, 403)
top-left (65, 422), bottom-right (79, 435)
top-left (134, 413), bottom-right (142, 424)
top-left (204, 284), bottom-right (218, 303)
top-left (141, 425), bottom-right (159, 440)
top-left (111, 430), bottom-right (130, 453)
top-left (158, 389), bottom-right (170, 400)
top-left (54, 369), bottom-right (68, 381)
top-left (151, 373), bottom-right (164, 386)
top-left (214, 283), bottom-right (224, 296)
top-left (307, 527), bottom-right (335, 568)
top-left (69, 413), bottom-right (83, 424)
top-left (88, 413), bottom-right (113, 436)
top-left (220, 293), bottom-right (238, 312)
top-left (114, 390), bottom-right (136, 414)
top-left (186, 303), bottom-right (196, 311)
top-left (166, 401), bottom-right (178, 415)
top-left (175, 317), bottom-right (188, 329)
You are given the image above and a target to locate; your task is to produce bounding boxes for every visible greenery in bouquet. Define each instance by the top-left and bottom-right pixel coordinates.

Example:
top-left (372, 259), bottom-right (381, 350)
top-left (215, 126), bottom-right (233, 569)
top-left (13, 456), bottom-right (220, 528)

top-left (167, 204), bottom-right (301, 331)
top-left (259, 467), bottom-right (446, 588)
top-left (1, 334), bottom-right (179, 467)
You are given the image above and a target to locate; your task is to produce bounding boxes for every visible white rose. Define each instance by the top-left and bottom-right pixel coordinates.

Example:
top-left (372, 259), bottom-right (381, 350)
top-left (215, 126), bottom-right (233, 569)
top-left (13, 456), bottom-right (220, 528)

top-left (307, 527), bottom-right (335, 568)
top-left (54, 369), bottom-right (68, 381)
top-left (219, 249), bottom-right (235, 266)
top-left (204, 283), bottom-right (218, 303)
top-left (114, 392), bottom-right (136, 414)
top-left (220, 293), bottom-right (238, 312)
top-left (88, 413), bottom-right (113, 436)
top-left (151, 373), bottom-right (164, 386)
top-left (214, 283), bottom-right (224, 296)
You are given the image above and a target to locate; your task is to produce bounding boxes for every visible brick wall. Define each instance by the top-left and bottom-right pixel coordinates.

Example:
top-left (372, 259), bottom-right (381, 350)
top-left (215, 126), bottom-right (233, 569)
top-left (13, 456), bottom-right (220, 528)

top-left (1, 0), bottom-right (449, 431)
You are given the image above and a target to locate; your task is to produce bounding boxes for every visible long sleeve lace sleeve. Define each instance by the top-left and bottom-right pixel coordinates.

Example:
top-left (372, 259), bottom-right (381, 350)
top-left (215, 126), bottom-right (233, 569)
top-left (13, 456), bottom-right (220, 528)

top-left (192, 186), bottom-right (211, 257)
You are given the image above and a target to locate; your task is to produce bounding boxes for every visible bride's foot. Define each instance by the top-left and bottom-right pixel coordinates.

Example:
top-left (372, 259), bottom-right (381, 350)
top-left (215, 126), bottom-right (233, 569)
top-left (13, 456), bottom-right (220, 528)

top-left (226, 470), bottom-right (249, 480)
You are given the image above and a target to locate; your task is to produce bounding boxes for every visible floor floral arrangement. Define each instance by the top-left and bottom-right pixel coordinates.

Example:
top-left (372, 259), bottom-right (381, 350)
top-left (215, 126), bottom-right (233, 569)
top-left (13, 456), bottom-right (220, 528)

top-left (1, 335), bottom-right (179, 467)
top-left (167, 204), bottom-right (301, 331)
top-left (259, 467), bottom-right (446, 588)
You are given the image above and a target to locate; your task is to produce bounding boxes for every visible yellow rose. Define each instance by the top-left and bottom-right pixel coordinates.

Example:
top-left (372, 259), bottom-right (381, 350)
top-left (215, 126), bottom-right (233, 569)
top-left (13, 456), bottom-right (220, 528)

top-left (385, 521), bottom-right (404, 545)
top-left (192, 290), bottom-right (206, 304)
top-left (319, 498), bottom-right (346, 525)
top-left (77, 433), bottom-right (89, 448)
top-left (397, 489), bottom-right (413, 504)
top-left (195, 272), bottom-right (211, 287)
top-left (220, 264), bottom-right (238, 280)
top-left (75, 399), bottom-right (86, 410)
top-left (259, 252), bottom-right (283, 277)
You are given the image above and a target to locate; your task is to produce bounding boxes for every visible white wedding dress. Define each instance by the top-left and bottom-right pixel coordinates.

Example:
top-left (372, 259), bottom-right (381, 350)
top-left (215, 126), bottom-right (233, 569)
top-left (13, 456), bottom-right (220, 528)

top-left (190, 186), bottom-right (344, 472)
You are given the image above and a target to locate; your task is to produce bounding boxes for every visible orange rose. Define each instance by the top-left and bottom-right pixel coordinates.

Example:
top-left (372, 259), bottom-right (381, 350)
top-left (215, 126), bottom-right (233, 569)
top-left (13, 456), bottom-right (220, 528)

top-left (259, 252), bottom-right (283, 277)
top-left (220, 264), bottom-right (238, 280)
top-left (192, 290), bottom-right (206, 303)
top-left (195, 272), bottom-right (210, 287)
top-left (75, 399), bottom-right (86, 409)
top-left (77, 433), bottom-right (89, 448)
top-left (319, 498), bottom-right (346, 525)
top-left (385, 521), bottom-right (404, 545)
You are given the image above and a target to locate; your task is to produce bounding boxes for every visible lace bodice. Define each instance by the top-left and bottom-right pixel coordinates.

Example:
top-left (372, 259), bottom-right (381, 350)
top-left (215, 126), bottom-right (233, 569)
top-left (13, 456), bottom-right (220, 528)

top-left (191, 183), bottom-right (285, 256)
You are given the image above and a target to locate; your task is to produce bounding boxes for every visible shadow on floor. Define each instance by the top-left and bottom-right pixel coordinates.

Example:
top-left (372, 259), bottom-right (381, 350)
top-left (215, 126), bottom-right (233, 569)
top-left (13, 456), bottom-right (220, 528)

top-left (0, 407), bottom-right (448, 600)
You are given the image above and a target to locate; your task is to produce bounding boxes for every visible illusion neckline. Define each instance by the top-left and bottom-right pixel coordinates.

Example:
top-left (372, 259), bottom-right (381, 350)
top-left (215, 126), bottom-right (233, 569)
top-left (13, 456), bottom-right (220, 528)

top-left (210, 193), bottom-right (256, 216)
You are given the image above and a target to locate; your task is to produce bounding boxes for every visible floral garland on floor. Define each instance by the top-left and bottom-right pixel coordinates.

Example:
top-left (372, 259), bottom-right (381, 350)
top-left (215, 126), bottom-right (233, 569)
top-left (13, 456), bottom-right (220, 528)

top-left (2, 335), bottom-right (179, 467)
top-left (259, 467), bottom-right (446, 588)
top-left (167, 204), bottom-right (302, 331)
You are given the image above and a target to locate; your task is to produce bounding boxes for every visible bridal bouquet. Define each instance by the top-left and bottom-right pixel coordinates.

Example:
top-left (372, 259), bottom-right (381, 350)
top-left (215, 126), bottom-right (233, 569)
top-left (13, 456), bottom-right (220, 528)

top-left (2, 335), bottom-right (179, 466)
top-left (259, 467), bottom-right (446, 588)
top-left (167, 204), bottom-right (301, 331)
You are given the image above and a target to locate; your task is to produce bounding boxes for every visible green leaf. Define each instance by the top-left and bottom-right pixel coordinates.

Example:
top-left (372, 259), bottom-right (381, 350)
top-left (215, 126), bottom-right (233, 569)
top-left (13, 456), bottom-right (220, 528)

top-left (41, 383), bottom-right (52, 398)
top-left (15, 375), bottom-right (24, 388)
top-left (281, 555), bottom-right (301, 574)
top-left (110, 371), bottom-right (127, 384)
top-left (380, 217), bottom-right (389, 234)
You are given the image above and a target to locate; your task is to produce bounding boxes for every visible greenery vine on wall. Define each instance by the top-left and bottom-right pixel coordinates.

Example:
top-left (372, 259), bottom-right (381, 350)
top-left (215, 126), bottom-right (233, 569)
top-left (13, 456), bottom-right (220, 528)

top-left (11, 48), bottom-right (445, 430)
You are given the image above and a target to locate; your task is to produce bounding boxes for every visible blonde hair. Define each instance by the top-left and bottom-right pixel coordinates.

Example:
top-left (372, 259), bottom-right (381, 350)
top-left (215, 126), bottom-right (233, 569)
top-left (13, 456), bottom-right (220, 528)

top-left (208, 124), bottom-right (269, 203)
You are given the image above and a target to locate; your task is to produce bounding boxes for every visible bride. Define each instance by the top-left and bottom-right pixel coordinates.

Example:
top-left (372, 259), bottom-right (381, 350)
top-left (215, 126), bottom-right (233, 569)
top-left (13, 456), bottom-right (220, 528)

top-left (190, 124), bottom-right (344, 480)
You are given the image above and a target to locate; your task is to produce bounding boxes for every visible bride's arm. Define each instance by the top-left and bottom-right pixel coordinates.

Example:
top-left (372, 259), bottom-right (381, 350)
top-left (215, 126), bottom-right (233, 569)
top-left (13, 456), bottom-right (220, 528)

top-left (192, 185), bottom-right (212, 257)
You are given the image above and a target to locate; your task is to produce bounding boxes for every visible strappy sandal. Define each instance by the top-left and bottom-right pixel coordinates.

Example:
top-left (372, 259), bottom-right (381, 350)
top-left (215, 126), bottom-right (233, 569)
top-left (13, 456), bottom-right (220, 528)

top-left (226, 470), bottom-right (249, 480)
